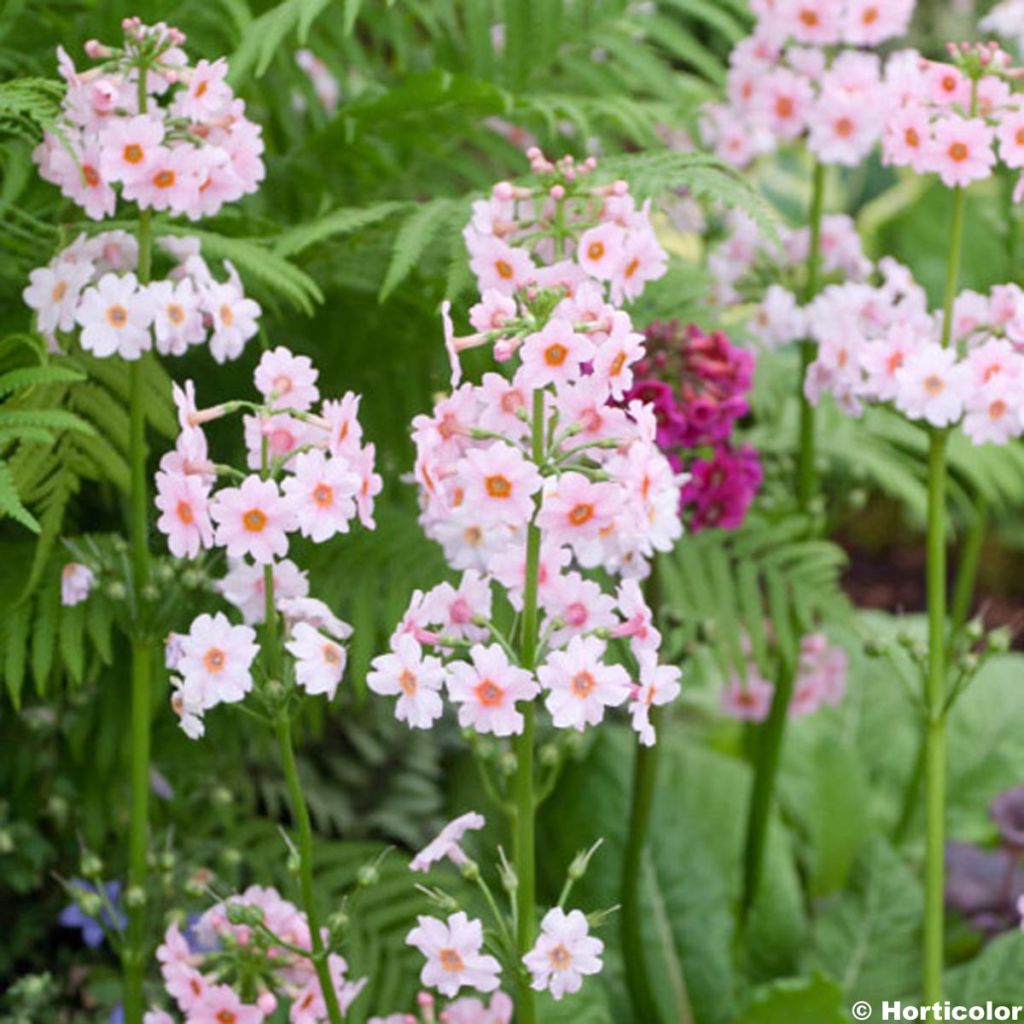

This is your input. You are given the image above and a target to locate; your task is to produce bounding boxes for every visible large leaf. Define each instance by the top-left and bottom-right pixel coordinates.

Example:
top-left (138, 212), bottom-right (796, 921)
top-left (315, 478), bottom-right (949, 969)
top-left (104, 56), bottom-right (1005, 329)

top-left (731, 974), bottom-right (850, 1024)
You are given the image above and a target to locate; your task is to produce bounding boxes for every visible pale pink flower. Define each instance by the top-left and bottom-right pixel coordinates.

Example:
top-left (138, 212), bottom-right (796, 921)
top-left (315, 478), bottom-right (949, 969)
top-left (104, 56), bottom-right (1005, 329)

top-left (446, 644), bottom-right (539, 737)
top-left (477, 371), bottom-right (530, 438)
top-left (486, 540), bottom-right (570, 612)
top-left (997, 108), bottom-right (1024, 169)
top-left (963, 375), bottom-right (1024, 445)
top-left (155, 470), bottom-right (214, 558)
top-left (577, 223), bottom-right (625, 280)
top-left (458, 443), bottom-right (542, 527)
top-left (756, 68), bottom-right (813, 141)
top-left (188, 984), bottom-right (264, 1024)
top-left (61, 562), bottom-right (94, 606)
top-left (322, 392), bottom-right (365, 457)
top-left (468, 235), bottom-right (535, 294)
top-left (210, 475), bottom-right (296, 563)
top-left (170, 676), bottom-right (206, 739)
top-left (123, 145), bottom-right (205, 213)
top-left (925, 63), bottom-right (970, 107)
top-left (592, 312), bottom-right (645, 398)
top-left (722, 671), bottom-right (773, 721)
top-left (254, 346), bottom-right (319, 411)
top-left (76, 272), bottom-right (153, 359)
top-left (352, 443), bottom-right (383, 529)
top-left (23, 259), bottom-right (93, 335)
top-left (147, 278), bottom-right (205, 355)
top-left (469, 289), bottom-right (518, 333)
top-left (286, 621), bottom-right (346, 698)
top-left (538, 635), bottom-right (630, 731)
top-left (519, 318), bottom-right (595, 391)
top-left (163, 960), bottom-right (209, 1012)
top-left (178, 611), bottom-right (259, 707)
top-left (610, 229), bottom-right (667, 304)
top-left (144, 1010), bottom-right (175, 1024)
top-left (629, 648), bottom-right (682, 746)
top-left (928, 117), bottom-right (996, 189)
top-left (443, 992), bottom-right (514, 1024)
top-left (282, 449), bottom-right (359, 542)
top-left (406, 912), bottom-right (502, 998)
top-left (243, 413), bottom-right (311, 472)
top-left (173, 58), bottom-right (232, 120)
top-left (522, 908), bottom-right (603, 1001)
top-left (219, 558), bottom-right (309, 625)
top-left (537, 472), bottom-right (621, 548)
top-left (99, 114), bottom-right (165, 183)
top-left (894, 344), bottom-right (968, 427)
top-left (410, 811), bottom-right (486, 872)
top-left (279, 596), bottom-right (351, 640)
top-left (859, 323), bottom-right (925, 402)
top-left (53, 141), bottom-right (115, 219)
top-left (421, 571), bottom-right (492, 643)
top-left (843, 0), bottom-right (913, 45)
top-left (883, 105), bottom-right (932, 174)
top-left (545, 571), bottom-right (618, 647)
top-left (611, 578), bottom-right (661, 655)
top-left (367, 634), bottom-right (446, 729)
top-left (556, 376), bottom-right (629, 443)
top-left (807, 91), bottom-right (881, 167)
top-left (204, 282), bottom-right (260, 363)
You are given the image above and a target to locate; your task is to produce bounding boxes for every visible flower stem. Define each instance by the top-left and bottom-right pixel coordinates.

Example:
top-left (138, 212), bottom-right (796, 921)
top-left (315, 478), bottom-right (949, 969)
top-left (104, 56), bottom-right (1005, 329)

top-left (949, 492), bottom-right (987, 643)
top-left (276, 715), bottom-right (344, 1024)
top-left (796, 160), bottom-right (826, 514)
top-left (512, 389), bottom-right (545, 1024)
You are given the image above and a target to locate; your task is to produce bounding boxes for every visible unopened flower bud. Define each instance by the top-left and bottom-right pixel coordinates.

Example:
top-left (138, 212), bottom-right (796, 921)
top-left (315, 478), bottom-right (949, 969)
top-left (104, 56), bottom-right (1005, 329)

top-left (287, 851), bottom-right (301, 875)
top-left (80, 852), bottom-right (103, 878)
top-left (988, 627), bottom-right (1012, 654)
top-left (500, 752), bottom-right (517, 776)
top-left (257, 992), bottom-right (277, 1014)
top-left (538, 743), bottom-right (559, 768)
top-left (221, 847), bottom-right (241, 868)
top-left (357, 864), bottom-right (379, 887)
top-left (965, 618), bottom-right (985, 644)
top-left (327, 910), bottom-right (349, 936)
top-left (78, 891), bottom-right (103, 917)
top-left (124, 885), bottom-right (146, 909)
top-left (106, 580), bottom-right (127, 601)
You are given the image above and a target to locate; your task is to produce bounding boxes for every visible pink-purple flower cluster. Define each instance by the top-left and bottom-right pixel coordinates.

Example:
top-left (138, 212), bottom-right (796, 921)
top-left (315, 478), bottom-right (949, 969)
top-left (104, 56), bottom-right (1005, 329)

top-left (624, 321), bottom-right (762, 533)
top-left (721, 632), bottom-right (848, 722)
top-left (144, 887), bottom-right (365, 1023)
top-left (35, 20), bottom-right (264, 222)
top-left (702, 0), bottom-right (917, 168)
top-left (157, 347), bottom-right (382, 737)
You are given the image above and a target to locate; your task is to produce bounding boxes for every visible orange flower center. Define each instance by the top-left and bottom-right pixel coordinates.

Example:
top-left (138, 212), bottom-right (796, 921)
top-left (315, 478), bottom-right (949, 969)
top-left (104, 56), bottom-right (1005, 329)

top-left (548, 943), bottom-right (573, 969)
top-left (798, 8), bottom-right (819, 27)
top-left (949, 142), bottom-right (969, 162)
top-left (153, 169), bottom-right (175, 189)
top-left (495, 259), bottom-right (514, 280)
top-left (485, 475), bottom-right (512, 498)
top-left (196, 80), bottom-right (209, 97)
top-left (474, 679), bottom-right (503, 706)
top-left (905, 127), bottom-right (920, 148)
top-left (587, 241), bottom-right (605, 261)
top-left (571, 671), bottom-right (596, 697)
top-left (83, 164), bottom-right (100, 187)
top-left (439, 948), bottom-right (465, 972)
top-left (464, 525), bottom-right (483, 545)
top-left (219, 303), bottom-right (235, 327)
top-left (323, 643), bottom-right (340, 665)
top-left (624, 257), bottom-right (640, 279)
top-left (167, 303), bottom-right (185, 325)
top-left (177, 500), bottom-right (194, 524)
top-left (989, 399), bottom-right (1008, 420)
top-left (203, 647), bottom-right (226, 673)
top-left (609, 351), bottom-right (627, 377)
top-left (273, 374), bottom-right (293, 394)
top-left (216, 1012), bottom-right (237, 1024)
top-left (123, 143), bottom-right (144, 164)
top-left (544, 343), bottom-right (569, 366)
top-left (862, 5), bottom-right (879, 24)
top-left (106, 304), bottom-right (128, 328)
top-left (243, 508), bottom-right (267, 532)
top-left (835, 117), bottom-right (854, 139)
top-left (51, 281), bottom-right (68, 302)
top-left (776, 96), bottom-right (794, 119)
top-left (568, 503), bottom-right (595, 526)
top-left (399, 669), bottom-right (418, 695)
top-left (313, 483), bottom-right (333, 507)
top-left (923, 374), bottom-right (945, 396)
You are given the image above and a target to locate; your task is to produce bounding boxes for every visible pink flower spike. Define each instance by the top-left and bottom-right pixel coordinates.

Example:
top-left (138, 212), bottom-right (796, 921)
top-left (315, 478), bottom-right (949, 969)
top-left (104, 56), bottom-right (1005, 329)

top-left (210, 475), bottom-right (297, 564)
top-left (538, 635), bottom-right (631, 731)
top-left (368, 633), bottom-right (446, 729)
top-left (406, 912), bottom-right (502, 998)
top-left (446, 643), bottom-right (539, 737)
top-left (410, 811), bottom-right (486, 872)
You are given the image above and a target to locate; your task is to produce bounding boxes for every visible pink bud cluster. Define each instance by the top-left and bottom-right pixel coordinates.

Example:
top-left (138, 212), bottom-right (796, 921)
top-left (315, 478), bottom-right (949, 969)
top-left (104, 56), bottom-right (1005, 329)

top-left (882, 44), bottom-right (1024, 196)
top-left (157, 347), bottom-right (382, 737)
top-left (803, 272), bottom-right (1024, 444)
top-left (702, 0), bottom-right (917, 168)
top-left (144, 886), bottom-right (365, 1023)
top-left (368, 153), bottom-right (684, 748)
top-left (34, 21), bottom-right (264, 222)
top-left (23, 233), bottom-right (259, 362)
top-left (721, 632), bottom-right (848, 722)
top-left (623, 320), bottom-right (762, 533)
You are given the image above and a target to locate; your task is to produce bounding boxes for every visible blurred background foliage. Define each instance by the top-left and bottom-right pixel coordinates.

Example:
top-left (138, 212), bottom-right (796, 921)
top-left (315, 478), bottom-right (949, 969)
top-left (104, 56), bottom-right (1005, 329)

top-left (2, 0), bottom-right (1024, 1021)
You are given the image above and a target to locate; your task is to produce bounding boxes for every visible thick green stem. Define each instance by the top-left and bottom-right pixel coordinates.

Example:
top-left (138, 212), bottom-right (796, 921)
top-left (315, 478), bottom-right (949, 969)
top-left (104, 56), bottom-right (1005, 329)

top-left (277, 716), bottom-right (344, 1024)
top-left (796, 160), bottom-right (826, 513)
top-left (741, 655), bottom-right (797, 921)
top-left (512, 389), bottom-right (545, 1024)
top-left (949, 493), bottom-right (987, 643)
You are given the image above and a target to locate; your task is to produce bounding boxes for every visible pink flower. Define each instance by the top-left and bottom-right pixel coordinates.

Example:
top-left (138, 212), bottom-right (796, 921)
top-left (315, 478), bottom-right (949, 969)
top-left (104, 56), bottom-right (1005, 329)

top-left (545, 571), bottom-right (618, 647)
top-left (210, 475), bottom-right (297, 564)
top-left (123, 144), bottom-right (205, 213)
top-left (577, 223), bottom-right (625, 280)
top-left (53, 141), bottom-right (116, 219)
top-left (928, 117), bottom-right (996, 189)
top-left (997, 108), bottom-right (1024, 170)
top-left (421, 571), bottom-right (492, 642)
top-left (629, 648), bottom-right (682, 746)
top-left (368, 634), bottom-right (446, 729)
top-left (178, 611), bottom-right (259, 708)
top-left (322, 392), bottom-right (365, 457)
top-left (538, 635), bottom-right (631, 731)
top-left (352, 443), bottom-right (383, 529)
top-left (477, 371), bottom-right (530, 438)
top-left (99, 114), bottom-right (165, 183)
top-left (23, 259), bottom-right (93, 335)
top-left (188, 984), bottom-right (264, 1024)
top-left (406, 912), bottom-right (502, 998)
top-left (468, 235), bottom-right (535, 294)
top-left (522, 908), bottom-right (604, 1001)
top-left (285, 621), bottom-right (346, 698)
top-left (281, 450), bottom-right (359, 542)
top-left (858, 323), bottom-right (926, 401)
top-left (487, 539), bottom-right (570, 612)
top-left (76, 272), bottom-right (153, 359)
top-left (610, 229), bottom-right (667, 304)
top-left (537, 472), bottom-right (621, 548)
top-left (592, 313), bottom-right (645, 398)
top-left (458, 442), bottom-right (542, 527)
top-left (446, 644), bottom-right (539, 736)
top-left (147, 278), bottom-right (205, 355)
top-left (721, 673), bottom-right (774, 722)
top-left (843, 0), bottom-right (913, 45)
top-left (173, 58), bottom-right (231, 120)
top-left (963, 375), bottom-right (1024, 445)
top-left (254, 346), bottom-right (319, 411)
top-left (155, 470), bottom-right (214, 558)
top-left (443, 992), bottom-right (514, 1024)
top-left (756, 68), bottom-right (813, 141)
top-left (519, 318), bottom-right (596, 391)
top-left (219, 558), bottom-right (309, 625)
top-left (279, 596), bottom-right (351, 640)
top-left (925, 63), bottom-right (970, 108)
top-left (61, 562), bottom-right (94, 606)
top-left (883, 105), bottom-right (932, 174)
top-left (611, 578), bottom-right (661, 655)
top-left (410, 811), bottom-right (486, 872)
top-left (894, 344), bottom-right (968, 427)
top-left (469, 290), bottom-right (518, 333)
top-left (204, 282), bottom-right (260, 363)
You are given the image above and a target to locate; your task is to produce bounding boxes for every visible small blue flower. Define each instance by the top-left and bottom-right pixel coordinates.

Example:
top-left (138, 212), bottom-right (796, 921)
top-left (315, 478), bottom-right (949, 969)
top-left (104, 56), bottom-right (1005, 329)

top-left (58, 879), bottom-right (126, 949)
top-left (109, 1006), bottom-right (125, 1024)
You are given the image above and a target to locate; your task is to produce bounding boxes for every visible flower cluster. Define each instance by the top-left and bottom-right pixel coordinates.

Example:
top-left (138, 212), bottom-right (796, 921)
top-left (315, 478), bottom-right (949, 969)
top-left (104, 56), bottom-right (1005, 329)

top-left (702, 0), bottom-right (917, 168)
top-left (721, 632), bottom-right (848, 722)
top-left (803, 273), bottom-right (1024, 445)
top-left (882, 42), bottom-right (1024, 196)
top-left (158, 346), bottom-right (381, 737)
top-left (23, 232), bottom-right (259, 362)
top-left (35, 20), bottom-right (263, 222)
top-left (623, 320), bottom-right (762, 532)
top-left (144, 887), bottom-right (365, 1022)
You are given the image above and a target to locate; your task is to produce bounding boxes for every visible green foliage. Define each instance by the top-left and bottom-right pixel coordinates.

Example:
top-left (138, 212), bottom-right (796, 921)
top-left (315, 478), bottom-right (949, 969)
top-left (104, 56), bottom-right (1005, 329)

top-left (0, 77), bottom-right (62, 142)
top-left (730, 974), bottom-right (849, 1024)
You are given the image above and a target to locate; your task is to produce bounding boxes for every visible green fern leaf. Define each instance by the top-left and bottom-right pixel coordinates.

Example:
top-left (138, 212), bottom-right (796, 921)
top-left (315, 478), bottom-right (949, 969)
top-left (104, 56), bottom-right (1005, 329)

top-left (379, 198), bottom-right (466, 301)
top-left (0, 458), bottom-right (39, 532)
top-left (274, 201), bottom-right (408, 259)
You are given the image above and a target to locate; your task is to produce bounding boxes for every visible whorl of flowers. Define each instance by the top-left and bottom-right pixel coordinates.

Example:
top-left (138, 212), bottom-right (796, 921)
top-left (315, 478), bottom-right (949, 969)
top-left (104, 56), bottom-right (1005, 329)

top-left (803, 272), bottom-right (1024, 445)
top-left (702, 0), bottom-right (917, 168)
top-left (157, 347), bottom-right (381, 738)
top-left (721, 631), bottom-right (848, 722)
top-left (624, 320), bottom-right (763, 532)
top-left (35, 19), bottom-right (264, 222)
top-left (368, 151), bottom-right (683, 753)
top-left (23, 232), bottom-right (260, 362)
top-left (144, 886), bottom-right (366, 1022)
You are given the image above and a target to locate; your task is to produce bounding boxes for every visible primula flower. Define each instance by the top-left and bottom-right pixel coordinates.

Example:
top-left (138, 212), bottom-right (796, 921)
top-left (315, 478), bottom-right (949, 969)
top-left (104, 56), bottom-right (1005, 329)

top-left (629, 648), bottom-right (683, 746)
top-left (367, 634), bottom-right (447, 729)
top-left (23, 259), bottom-right (93, 335)
top-left (894, 345), bottom-right (968, 427)
top-left (187, 984), bottom-right (264, 1024)
top-left (446, 643), bottom-right (539, 737)
top-left (76, 272), bottom-right (153, 359)
top-left (281, 449), bottom-right (360, 542)
top-left (210, 475), bottom-right (296, 564)
top-left (519, 318), bottom-right (595, 391)
top-left (204, 281), bottom-right (260, 363)
top-left (721, 673), bottom-right (775, 722)
top-left (421, 571), bottom-right (493, 643)
top-left (458, 443), bottom-right (542, 527)
top-left (148, 278), bottom-right (205, 355)
top-left (285, 622), bottom-right (346, 699)
top-left (576, 223), bottom-right (625, 280)
top-left (537, 635), bottom-right (631, 731)
top-left (219, 558), bottom-right (309, 625)
top-left (929, 117), bottom-right (997, 189)
top-left (468, 235), bottom-right (535, 295)
top-left (545, 571), bottom-right (618, 648)
top-left (406, 912), bottom-right (502, 998)
top-left (254, 346), bottom-right (319, 411)
top-left (178, 612), bottom-right (259, 708)
top-left (443, 992), bottom-right (514, 1024)
top-left (522, 908), bottom-right (604, 1001)
top-left (154, 469), bottom-right (214, 558)
top-left (61, 562), bottom-right (94, 606)
top-left (98, 114), bottom-right (165, 184)
top-left (410, 812), bottom-right (486, 872)
top-left (537, 472), bottom-right (621, 548)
